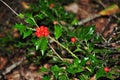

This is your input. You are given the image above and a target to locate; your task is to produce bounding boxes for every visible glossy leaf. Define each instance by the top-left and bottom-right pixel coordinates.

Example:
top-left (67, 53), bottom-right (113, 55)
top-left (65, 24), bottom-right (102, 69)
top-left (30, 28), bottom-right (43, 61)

top-left (43, 76), bottom-right (50, 80)
top-left (96, 68), bottom-right (105, 79)
top-left (25, 17), bottom-right (36, 25)
top-left (36, 14), bottom-right (44, 19)
top-left (76, 26), bottom-right (95, 41)
top-left (14, 23), bottom-right (26, 35)
top-left (51, 65), bottom-right (60, 78)
top-left (54, 25), bottom-right (62, 39)
top-left (72, 18), bottom-right (78, 25)
top-left (18, 13), bottom-right (24, 19)
top-left (23, 29), bottom-right (33, 38)
top-left (59, 75), bottom-right (67, 80)
top-left (35, 37), bottom-right (48, 55)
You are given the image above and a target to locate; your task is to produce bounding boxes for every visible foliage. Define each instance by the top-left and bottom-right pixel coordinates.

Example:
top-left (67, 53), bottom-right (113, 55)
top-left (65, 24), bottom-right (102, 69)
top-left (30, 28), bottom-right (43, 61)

top-left (7, 0), bottom-right (120, 79)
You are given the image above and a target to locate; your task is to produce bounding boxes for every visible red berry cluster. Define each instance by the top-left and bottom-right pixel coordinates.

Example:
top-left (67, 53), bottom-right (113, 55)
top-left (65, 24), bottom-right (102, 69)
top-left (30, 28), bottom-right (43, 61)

top-left (35, 26), bottom-right (49, 38)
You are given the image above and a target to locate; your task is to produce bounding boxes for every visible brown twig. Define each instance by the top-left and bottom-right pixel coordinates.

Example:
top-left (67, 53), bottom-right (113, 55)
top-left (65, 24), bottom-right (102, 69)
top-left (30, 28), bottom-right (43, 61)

top-left (77, 14), bottom-right (100, 26)
top-left (0, 57), bottom-right (26, 79)
top-left (48, 43), bottom-right (64, 61)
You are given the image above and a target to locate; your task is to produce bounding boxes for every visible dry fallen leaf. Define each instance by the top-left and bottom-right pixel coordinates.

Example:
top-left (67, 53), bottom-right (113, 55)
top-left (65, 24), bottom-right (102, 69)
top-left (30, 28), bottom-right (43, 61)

top-left (64, 3), bottom-right (79, 14)
top-left (103, 23), bottom-right (117, 37)
top-left (6, 71), bottom-right (21, 80)
top-left (0, 56), bottom-right (8, 70)
top-left (94, 17), bottom-right (108, 33)
top-left (20, 1), bottom-right (30, 9)
top-left (29, 63), bottom-right (37, 71)
top-left (99, 4), bottom-right (120, 16)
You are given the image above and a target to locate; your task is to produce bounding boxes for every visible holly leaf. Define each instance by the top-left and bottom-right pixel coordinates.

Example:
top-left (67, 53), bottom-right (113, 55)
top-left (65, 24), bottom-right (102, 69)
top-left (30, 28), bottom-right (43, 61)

top-left (14, 23), bottom-right (26, 35)
top-left (54, 25), bottom-right (62, 39)
top-left (25, 17), bottom-right (36, 25)
top-left (76, 26), bottom-right (95, 41)
top-left (72, 18), bottom-right (78, 25)
top-left (23, 29), bottom-right (33, 38)
top-left (18, 13), bottom-right (24, 19)
top-left (35, 37), bottom-right (48, 55)
top-left (51, 65), bottom-right (60, 78)
top-left (96, 68), bottom-right (105, 79)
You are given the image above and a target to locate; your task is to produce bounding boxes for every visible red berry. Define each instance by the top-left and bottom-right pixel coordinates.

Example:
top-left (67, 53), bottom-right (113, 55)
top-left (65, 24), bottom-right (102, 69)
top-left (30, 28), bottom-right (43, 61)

top-left (104, 67), bottom-right (109, 72)
top-left (35, 32), bottom-right (41, 38)
top-left (44, 32), bottom-right (49, 36)
top-left (39, 26), bottom-right (44, 31)
top-left (36, 28), bottom-right (40, 32)
top-left (41, 32), bottom-right (45, 36)
top-left (71, 37), bottom-right (76, 43)
top-left (44, 27), bottom-right (48, 32)
top-left (49, 3), bottom-right (54, 9)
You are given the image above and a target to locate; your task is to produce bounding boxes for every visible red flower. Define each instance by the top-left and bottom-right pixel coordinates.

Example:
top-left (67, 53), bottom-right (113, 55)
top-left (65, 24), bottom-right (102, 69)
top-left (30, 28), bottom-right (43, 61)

top-left (35, 26), bottom-right (49, 38)
top-left (71, 37), bottom-right (76, 43)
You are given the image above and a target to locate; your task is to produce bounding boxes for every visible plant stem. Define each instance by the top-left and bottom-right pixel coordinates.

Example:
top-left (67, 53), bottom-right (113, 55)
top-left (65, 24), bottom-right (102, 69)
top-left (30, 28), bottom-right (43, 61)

top-left (0, 0), bottom-right (18, 16)
top-left (48, 36), bottom-right (78, 59)
top-left (30, 17), bottom-right (39, 27)
top-left (0, 0), bottom-right (38, 31)
top-left (26, 27), bottom-right (35, 31)
top-left (48, 43), bottom-right (64, 62)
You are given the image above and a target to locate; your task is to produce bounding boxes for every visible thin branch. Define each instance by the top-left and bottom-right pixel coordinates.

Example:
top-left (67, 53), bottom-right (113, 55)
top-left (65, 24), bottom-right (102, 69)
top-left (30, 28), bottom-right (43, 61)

top-left (0, 0), bottom-right (19, 16)
top-left (30, 17), bottom-right (39, 28)
top-left (48, 43), bottom-right (64, 61)
top-left (48, 36), bottom-right (78, 59)
top-left (77, 14), bottom-right (100, 26)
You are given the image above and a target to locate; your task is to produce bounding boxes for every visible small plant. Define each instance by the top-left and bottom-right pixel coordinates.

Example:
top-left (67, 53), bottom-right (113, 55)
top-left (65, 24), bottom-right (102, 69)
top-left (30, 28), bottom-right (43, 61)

top-left (1, 0), bottom-right (120, 80)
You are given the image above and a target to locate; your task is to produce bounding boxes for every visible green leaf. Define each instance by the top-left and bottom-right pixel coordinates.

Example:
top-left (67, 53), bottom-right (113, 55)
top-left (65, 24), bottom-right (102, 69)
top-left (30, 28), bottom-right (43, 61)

top-left (14, 23), bottom-right (26, 35)
top-left (43, 76), bottom-right (50, 80)
top-left (51, 65), bottom-right (60, 78)
top-left (72, 18), bottom-right (78, 25)
top-left (25, 13), bottom-right (32, 17)
top-left (18, 13), bottom-right (24, 19)
top-left (79, 74), bottom-right (89, 80)
top-left (40, 66), bottom-right (49, 72)
top-left (23, 29), bottom-right (33, 38)
top-left (80, 57), bottom-right (89, 66)
top-left (59, 75), bottom-right (67, 80)
top-left (67, 59), bottom-right (83, 74)
top-left (35, 37), bottom-right (48, 55)
top-left (76, 26), bottom-right (95, 41)
top-left (36, 14), bottom-right (44, 19)
top-left (54, 25), bottom-right (62, 39)
top-left (40, 38), bottom-right (48, 55)
top-left (96, 68), bottom-right (105, 79)
top-left (25, 17), bottom-right (36, 25)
